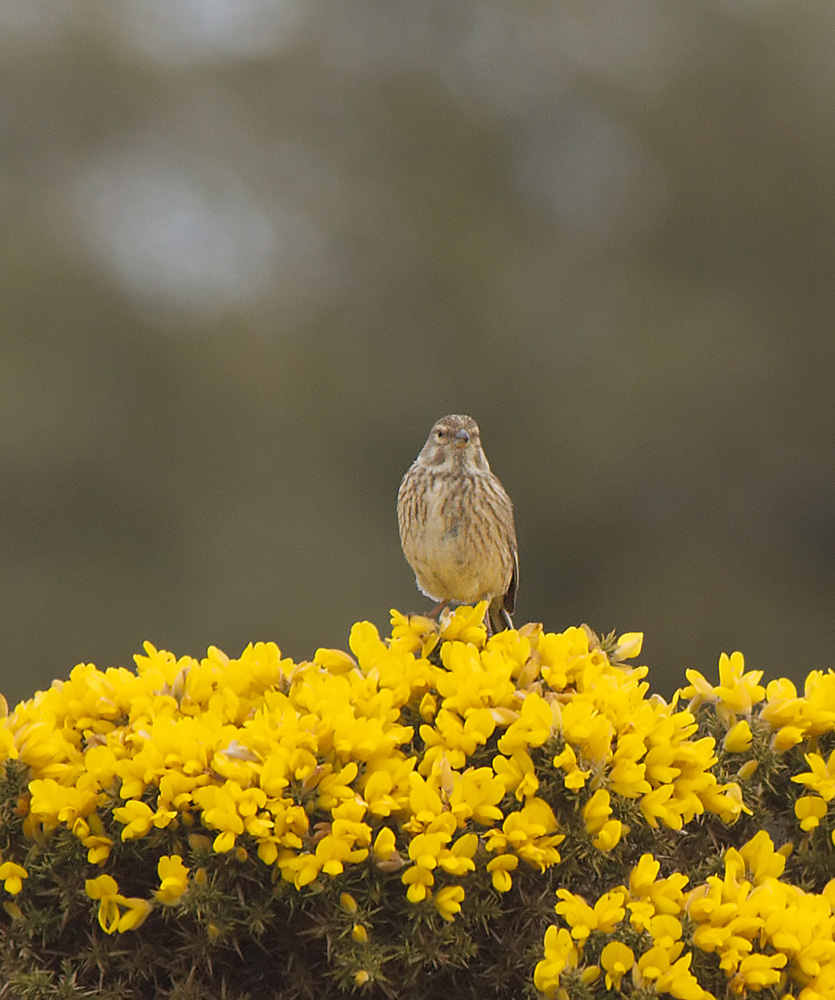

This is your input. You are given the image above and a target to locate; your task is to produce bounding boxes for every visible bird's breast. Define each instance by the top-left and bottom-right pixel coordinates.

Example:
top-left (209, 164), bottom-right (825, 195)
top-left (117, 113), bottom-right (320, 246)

top-left (402, 475), bottom-right (509, 603)
top-left (418, 481), bottom-right (466, 554)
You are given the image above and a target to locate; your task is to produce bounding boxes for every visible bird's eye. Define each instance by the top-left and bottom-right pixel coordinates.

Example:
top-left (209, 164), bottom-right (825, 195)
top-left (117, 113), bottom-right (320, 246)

top-left (436, 429), bottom-right (444, 440)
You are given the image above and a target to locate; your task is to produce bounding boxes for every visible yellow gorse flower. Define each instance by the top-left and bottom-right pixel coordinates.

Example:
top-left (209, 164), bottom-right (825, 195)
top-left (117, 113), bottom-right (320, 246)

top-left (155, 854), bottom-right (189, 905)
top-left (0, 623), bottom-right (828, 904)
top-left (538, 832), bottom-right (835, 1000)
top-left (84, 874), bottom-right (151, 934)
top-left (793, 749), bottom-right (835, 802)
top-left (0, 862), bottom-right (28, 895)
top-left (600, 940), bottom-right (634, 990)
top-left (2, 611), bottom-right (835, 997)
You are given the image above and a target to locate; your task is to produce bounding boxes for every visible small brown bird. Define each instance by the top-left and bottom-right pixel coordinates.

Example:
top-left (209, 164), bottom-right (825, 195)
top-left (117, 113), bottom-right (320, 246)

top-left (397, 414), bottom-right (518, 634)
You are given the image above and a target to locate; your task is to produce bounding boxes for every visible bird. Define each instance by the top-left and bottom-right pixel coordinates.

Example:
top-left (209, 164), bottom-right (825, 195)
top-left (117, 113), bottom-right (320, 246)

top-left (397, 414), bottom-right (518, 634)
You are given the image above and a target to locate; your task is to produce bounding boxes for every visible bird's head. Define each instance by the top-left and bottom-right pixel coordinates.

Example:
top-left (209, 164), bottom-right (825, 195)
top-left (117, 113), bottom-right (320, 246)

top-left (419, 414), bottom-right (489, 471)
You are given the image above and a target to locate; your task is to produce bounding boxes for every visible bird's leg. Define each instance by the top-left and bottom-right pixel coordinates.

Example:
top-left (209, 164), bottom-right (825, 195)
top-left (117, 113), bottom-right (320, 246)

top-left (426, 599), bottom-right (450, 621)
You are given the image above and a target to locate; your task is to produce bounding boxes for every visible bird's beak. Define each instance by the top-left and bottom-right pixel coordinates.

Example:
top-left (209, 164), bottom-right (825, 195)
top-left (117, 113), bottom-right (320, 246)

top-left (454, 428), bottom-right (470, 444)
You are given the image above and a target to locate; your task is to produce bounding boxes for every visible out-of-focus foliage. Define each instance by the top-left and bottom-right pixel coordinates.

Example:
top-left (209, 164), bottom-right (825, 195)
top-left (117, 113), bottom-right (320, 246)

top-left (2, 2), bottom-right (835, 703)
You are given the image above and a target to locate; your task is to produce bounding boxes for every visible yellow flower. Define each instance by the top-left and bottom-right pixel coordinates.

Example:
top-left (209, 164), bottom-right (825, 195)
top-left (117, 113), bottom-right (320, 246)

top-left (731, 952), bottom-right (787, 992)
top-left (437, 833), bottom-right (478, 877)
top-left (389, 609), bottom-right (440, 659)
top-left (0, 862), bottom-right (28, 895)
top-left (401, 862), bottom-right (434, 903)
top-left (435, 884), bottom-right (465, 922)
top-left (792, 749), bottom-right (835, 802)
top-left (408, 828), bottom-right (452, 870)
top-left (629, 853), bottom-right (662, 895)
top-left (112, 800), bottom-right (160, 841)
top-left (628, 854), bottom-right (689, 916)
top-left (28, 779), bottom-right (97, 831)
top-left (648, 914), bottom-right (682, 950)
top-left (723, 719), bottom-right (753, 753)
top-left (609, 733), bottom-right (651, 798)
top-left (448, 766), bottom-right (505, 825)
top-left (762, 671), bottom-right (835, 739)
top-left (484, 797), bottom-right (564, 873)
top-left (312, 647), bottom-right (356, 675)
top-left (772, 725), bottom-right (805, 751)
top-left (627, 899), bottom-right (655, 933)
top-left (636, 944), bottom-right (678, 985)
top-left (554, 888), bottom-right (625, 942)
top-left (85, 875), bottom-right (121, 934)
top-left (600, 940), bottom-right (634, 990)
top-left (277, 850), bottom-right (321, 889)
top-left (654, 951), bottom-right (704, 1000)
top-left (497, 690), bottom-right (556, 754)
top-left (593, 889), bottom-right (627, 932)
top-left (116, 896), bottom-right (153, 932)
top-left (640, 784), bottom-right (681, 830)
top-left (593, 819), bottom-right (623, 851)
top-left (682, 652), bottom-right (765, 718)
top-left (534, 925), bottom-right (579, 998)
top-left (10, 712), bottom-right (77, 780)
top-left (192, 782), bottom-right (261, 852)
top-left (582, 788), bottom-right (611, 834)
top-left (486, 853), bottom-right (518, 893)
top-left (437, 645), bottom-right (513, 718)
top-left (681, 668), bottom-right (718, 707)
top-left (72, 811), bottom-right (114, 865)
top-left (560, 702), bottom-right (613, 767)
top-left (552, 742), bottom-right (590, 790)
top-left (644, 741), bottom-right (680, 785)
top-left (9, 609), bottom-right (835, 987)
top-left (360, 756), bottom-right (414, 818)
top-left (372, 827), bottom-right (397, 861)
top-left (738, 830), bottom-right (786, 883)
top-left (85, 874), bottom-right (151, 934)
top-left (714, 651), bottom-right (765, 713)
top-left (800, 670), bottom-right (835, 734)
top-left (613, 632), bottom-right (643, 660)
top-left (315, 762), bottom-right (359, 811)
top-left (315, 823), bottom-right (370, 877)
top-left (493, 750), bottom-right (538, 802)
top-left (760, 677), bottom-right (799, 725)
top-left (554, 889), bottom-right (597, 942)
top-left (438, 603), bottom-right (489, 645)
top-left (418, 692), bottom-right (438, 722)
top-left (406, 771), bottom-right (444, 828)
top-left (795, 795), bottom-right (828, 832)
top-left (684, 836), bottom-right (835, 998)
top-left (0, 726), bottom-right (15, 767)
top-left (156, 855), bottom-right (189, 905)
top-left (700, 780), bottom-right (749, 824)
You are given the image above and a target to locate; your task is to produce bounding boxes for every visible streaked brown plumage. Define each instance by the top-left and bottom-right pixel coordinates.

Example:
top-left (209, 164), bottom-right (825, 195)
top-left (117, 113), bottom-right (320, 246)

top-left (397, 414), bottom-right (518, 634)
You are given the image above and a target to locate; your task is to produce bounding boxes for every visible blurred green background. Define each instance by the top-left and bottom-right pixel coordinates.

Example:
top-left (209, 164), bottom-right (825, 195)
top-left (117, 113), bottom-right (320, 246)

top-left (3, 2), bottom-right (834, 705)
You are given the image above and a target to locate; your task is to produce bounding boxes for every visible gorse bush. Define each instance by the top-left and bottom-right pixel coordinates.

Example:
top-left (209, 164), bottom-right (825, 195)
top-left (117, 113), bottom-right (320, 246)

top-left (0, 603), bottom-right (833, 999)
